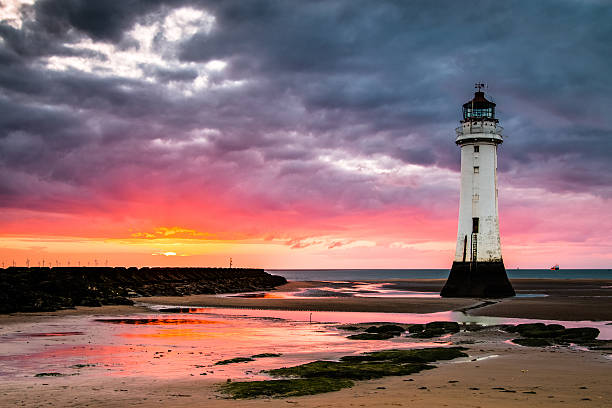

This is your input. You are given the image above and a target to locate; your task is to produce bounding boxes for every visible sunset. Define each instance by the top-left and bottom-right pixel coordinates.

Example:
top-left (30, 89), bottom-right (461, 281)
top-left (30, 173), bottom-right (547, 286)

top-left (1, 1), bottom-right (611, 407)
top-left (2, 1), bottom-right (612, 269)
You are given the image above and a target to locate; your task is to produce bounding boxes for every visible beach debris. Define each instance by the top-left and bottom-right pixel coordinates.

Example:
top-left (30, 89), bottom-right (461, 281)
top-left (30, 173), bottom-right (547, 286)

top-left (219, 347), bottom-right (468, 399)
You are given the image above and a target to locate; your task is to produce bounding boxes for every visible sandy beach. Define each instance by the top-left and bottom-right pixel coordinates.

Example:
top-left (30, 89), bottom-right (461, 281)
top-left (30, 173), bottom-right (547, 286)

top-left (0, 278), bottom-right (610, 407)
top-left (0, 325), bottom-right (609, 407)
top-left (135, 278), bottom-right (612, 321)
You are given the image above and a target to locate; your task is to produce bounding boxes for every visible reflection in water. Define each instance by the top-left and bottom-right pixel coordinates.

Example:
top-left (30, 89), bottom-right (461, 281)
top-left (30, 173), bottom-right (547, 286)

top-left (95, 318), bottom-right (220, 325)
top-left (226, 281), bottom-right (442, 299)
top-left (1, 306), bottom-right (610, 383)
top-left (0, 310), bottom-right (447, 381)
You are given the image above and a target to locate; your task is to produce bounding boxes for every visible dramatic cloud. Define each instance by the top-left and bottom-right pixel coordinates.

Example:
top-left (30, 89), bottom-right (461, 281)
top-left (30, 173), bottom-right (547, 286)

top-left (1, 0), bottom-right (611, 267)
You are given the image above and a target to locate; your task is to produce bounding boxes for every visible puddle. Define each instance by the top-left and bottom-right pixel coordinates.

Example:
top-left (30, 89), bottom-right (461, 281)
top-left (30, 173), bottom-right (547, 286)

top-left (224, 282), bottom-right (442, 299)
top-left (1, 305), bottom-right (610, 383)
top-left (0, 311), bottom-right (451, 381)
top-left (146, 305), bottom-right (612, 339)
top-left (225, 281), bottom-right (549, 300)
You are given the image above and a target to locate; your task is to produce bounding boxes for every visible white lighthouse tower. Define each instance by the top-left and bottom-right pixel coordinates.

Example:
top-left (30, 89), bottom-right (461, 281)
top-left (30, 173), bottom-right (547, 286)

top-left (441, 84), bottom-right (515, 298)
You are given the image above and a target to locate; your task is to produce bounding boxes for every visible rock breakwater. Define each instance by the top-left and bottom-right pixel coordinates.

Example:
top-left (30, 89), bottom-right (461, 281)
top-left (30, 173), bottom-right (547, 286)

top-left (0, 267), bottom-right (287, 313)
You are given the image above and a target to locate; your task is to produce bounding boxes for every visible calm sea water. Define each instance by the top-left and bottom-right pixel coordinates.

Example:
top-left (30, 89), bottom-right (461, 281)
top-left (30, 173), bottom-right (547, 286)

top-left (268, 269), bottom-right (612, 281)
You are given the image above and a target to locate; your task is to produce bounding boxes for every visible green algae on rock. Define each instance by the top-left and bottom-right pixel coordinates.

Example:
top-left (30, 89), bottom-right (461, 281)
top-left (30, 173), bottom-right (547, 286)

top-left (268, 360), bottom-right (434, 380)
top-left (339, 347), bottom-right (468, 364)
top-left (268, 347), bottom-right (467, 380)
top-left (409, 321), bottom-right (460, 338)
top-left (220, 377), bottom-right (354, 399)
top-left (219, 347), bottom-right (468, 399)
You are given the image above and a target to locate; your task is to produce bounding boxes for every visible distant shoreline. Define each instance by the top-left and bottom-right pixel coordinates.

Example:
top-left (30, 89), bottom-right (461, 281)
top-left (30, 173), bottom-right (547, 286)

top-left (134, 278), bottom-right (612, 321)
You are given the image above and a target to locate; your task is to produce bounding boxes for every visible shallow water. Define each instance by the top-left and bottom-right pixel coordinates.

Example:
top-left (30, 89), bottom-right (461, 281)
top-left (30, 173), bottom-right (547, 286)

top-left (1, 305), bottom-right (609, 383)
top-left (0, 310), bottom-right (446, 381)
top-left (223, 281), bottom-right (548, 300)
top-left (225, 281), bottom-right (442, 299)
top-left (146, 305), bottom-right (612, 339)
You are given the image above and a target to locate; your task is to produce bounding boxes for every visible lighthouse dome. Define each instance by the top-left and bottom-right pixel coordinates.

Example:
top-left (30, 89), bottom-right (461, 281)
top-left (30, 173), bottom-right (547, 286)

top-left (462, 91), bottom-right (496, 121)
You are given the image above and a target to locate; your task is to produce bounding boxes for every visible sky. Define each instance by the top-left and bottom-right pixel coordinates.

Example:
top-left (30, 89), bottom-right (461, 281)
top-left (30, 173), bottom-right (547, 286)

top-left (1, 0), bottom-right (611, 269)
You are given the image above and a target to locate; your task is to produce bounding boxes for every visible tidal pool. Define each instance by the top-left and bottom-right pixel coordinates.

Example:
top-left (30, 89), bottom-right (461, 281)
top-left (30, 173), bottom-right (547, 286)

top-left (1, 305), bottom-right (609, 384)
top-left (0, 309), bottom-right (445, 382)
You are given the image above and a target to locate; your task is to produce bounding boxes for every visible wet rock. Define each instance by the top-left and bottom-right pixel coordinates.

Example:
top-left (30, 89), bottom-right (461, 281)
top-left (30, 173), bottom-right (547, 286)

top-left (364, 325), bottom-right (405, 335)
top-left (251, 353), bottom-right (282, 358)
top-left (337, 325), bottom-right (361, 331)
top-left (0, 267), bottom-right (287, 313)
top-left (347, 332), bottom-right (395, 340)
top-left (410, 321), bottom-right (460, 338)
top-left (505, 323), bottom-right (600, 347)
top-left (512, 338), bottom-right (553, 347)
top-left (214, 357), bottom-right (255, 365)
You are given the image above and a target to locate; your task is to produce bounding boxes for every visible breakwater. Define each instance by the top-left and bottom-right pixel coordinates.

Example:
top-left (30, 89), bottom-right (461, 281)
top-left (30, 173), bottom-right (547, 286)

top-left (0, 267), bottom-right (287, 313)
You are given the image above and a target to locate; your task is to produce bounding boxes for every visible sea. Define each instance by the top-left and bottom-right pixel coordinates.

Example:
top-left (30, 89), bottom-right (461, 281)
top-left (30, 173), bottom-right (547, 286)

top-left (268, 269), bottom-right (612, 281)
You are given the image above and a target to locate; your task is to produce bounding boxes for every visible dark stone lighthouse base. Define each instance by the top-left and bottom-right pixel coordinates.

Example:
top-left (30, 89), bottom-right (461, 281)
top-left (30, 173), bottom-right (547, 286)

top-left (440, 261), bottom-right (515, 298)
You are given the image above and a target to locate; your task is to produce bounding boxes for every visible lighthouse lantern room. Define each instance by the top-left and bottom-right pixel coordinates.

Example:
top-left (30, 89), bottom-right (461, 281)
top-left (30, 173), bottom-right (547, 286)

top-left (441, 84), bottom-right (515, 298)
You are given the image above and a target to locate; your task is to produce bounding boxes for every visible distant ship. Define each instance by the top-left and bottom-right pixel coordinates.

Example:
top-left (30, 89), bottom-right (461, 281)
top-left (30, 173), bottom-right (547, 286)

top-left (550, 264), bottom-right (560, 270)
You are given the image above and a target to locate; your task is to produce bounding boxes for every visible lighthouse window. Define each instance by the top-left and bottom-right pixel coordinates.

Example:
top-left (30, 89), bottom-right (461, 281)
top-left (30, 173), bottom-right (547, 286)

top-left (474, 166), bottom-right (479, 173)
top-left (472, 218), bottom-right (479, 233)
top-left (474, 146), bottom-right (479, 152)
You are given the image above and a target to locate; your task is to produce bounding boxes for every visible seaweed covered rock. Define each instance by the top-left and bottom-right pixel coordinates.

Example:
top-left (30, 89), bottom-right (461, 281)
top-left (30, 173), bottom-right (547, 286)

top-left (512, 338), bottom-right (553, 347)
top-left (347, 332), bottom-right (395, 340)
top-left (223, 347), bottom-right (468, 399)
top-left (215, 357), bottom-right (255, 365)
top-left (505, 323), bottom-right (600, 347)
top-left (364, 325), bottom-right (405, 335)
top-left (410, 321), bottom-right (460, 338)
top-left (221, 378), bottom-right (354, 399)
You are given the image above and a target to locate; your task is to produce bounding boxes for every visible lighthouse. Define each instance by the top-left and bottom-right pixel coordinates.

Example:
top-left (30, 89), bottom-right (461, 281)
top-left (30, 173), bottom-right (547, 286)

top-left (441, 84), bottom-right (515, 298)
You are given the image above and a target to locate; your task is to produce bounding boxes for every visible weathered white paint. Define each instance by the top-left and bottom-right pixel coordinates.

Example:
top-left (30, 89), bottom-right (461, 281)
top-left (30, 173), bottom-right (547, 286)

top-left (454, 119), bottom-right (503, 262)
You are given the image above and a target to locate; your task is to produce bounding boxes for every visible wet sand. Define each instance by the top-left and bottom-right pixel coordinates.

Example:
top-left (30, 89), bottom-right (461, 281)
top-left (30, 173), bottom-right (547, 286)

top-left (137, 294), bottom-right (477, 314)
top-left (0, 304), bottom-right (150, 326)
top-left (1, 332), bottom-right (609, 407)
top-left (135, 278), bottom-right (612, 321)
top-left (1, 278), bottom-right (610, 407)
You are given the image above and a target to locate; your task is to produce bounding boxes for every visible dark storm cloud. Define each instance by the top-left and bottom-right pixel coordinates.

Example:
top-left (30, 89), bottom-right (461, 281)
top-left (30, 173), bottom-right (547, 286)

top-left (1, 0), bottom-right (612, 218)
